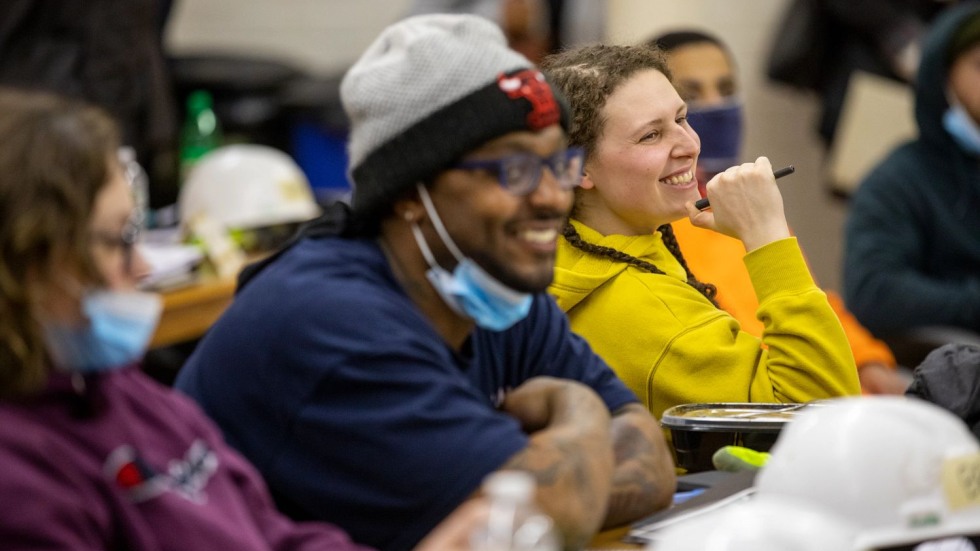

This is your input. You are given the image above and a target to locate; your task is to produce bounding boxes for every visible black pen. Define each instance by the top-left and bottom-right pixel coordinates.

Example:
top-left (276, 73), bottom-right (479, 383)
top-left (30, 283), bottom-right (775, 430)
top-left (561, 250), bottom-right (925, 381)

top-left (694, 165), bottom-right (796, 211)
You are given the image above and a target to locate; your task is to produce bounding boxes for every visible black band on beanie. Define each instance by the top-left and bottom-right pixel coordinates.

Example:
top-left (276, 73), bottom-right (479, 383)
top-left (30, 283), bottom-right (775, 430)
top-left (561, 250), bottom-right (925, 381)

top-left (351, 69), bottom-right (571, 216)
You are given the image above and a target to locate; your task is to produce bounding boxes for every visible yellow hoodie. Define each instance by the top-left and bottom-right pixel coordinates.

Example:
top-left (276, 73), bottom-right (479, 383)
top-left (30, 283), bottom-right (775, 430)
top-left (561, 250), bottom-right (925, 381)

top-left (549, 220), bottom-right (860, 424)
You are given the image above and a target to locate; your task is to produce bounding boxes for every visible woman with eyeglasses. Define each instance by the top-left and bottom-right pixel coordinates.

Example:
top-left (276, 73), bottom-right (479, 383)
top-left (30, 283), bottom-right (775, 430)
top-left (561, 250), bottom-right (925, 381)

top-left (540, 45), bottom-right (861, 440)
top-left (0, 87), bottom-right (482, 551)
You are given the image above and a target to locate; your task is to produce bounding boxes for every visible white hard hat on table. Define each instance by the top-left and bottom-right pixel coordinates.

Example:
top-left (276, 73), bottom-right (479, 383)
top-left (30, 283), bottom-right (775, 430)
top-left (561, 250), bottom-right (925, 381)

top-left (755, 396), bottom-right (980, 550)
top-left (179, 144), bottom-right (320, 231)
top-left (649, 495), bottom-right (858, 551)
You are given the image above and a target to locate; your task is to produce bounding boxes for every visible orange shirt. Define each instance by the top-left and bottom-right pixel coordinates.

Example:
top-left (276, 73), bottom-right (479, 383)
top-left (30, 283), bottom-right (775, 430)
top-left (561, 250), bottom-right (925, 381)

top-left (671, 218), bottom-right (895, 370)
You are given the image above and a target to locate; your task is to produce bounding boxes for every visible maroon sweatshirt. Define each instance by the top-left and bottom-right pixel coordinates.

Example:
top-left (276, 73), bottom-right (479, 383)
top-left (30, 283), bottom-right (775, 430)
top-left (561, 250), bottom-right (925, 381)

top-left (0, 366), bottom-right (373, 551)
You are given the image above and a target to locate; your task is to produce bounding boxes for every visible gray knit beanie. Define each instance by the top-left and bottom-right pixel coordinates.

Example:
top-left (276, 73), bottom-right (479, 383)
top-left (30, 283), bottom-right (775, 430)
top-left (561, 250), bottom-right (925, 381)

top-left (341, 13), bottom-right (571, 216)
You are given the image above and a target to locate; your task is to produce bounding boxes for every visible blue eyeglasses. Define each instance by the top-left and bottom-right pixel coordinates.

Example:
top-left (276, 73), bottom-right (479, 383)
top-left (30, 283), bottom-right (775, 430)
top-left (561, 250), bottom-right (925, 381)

top-left (453, 147), bottom-right (585, 196)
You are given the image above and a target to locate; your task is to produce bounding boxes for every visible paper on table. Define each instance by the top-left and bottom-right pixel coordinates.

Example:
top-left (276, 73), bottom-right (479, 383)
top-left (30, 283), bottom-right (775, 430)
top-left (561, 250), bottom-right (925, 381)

top-left (139, 242), bottom-right (204, 291)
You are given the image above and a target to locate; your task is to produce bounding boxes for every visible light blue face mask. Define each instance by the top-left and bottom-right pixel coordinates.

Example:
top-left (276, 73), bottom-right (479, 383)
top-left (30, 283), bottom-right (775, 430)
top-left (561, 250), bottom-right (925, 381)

top-left (44, 290), bottom-right (162, 374)
top-left (943, 103), bottom-right (980, 156)
top-left (410, 184), bottom-right (532, 331)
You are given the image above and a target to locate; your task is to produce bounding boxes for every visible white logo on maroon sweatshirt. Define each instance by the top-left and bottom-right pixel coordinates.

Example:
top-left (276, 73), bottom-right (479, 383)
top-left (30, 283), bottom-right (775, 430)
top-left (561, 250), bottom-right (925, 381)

top-left (104, 440), bottom-right (218, 503)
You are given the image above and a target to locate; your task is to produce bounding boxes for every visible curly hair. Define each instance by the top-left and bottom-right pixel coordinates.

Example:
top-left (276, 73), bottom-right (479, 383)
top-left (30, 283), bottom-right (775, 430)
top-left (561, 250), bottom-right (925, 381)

top-left (541, 43), bottom-right (671, 158)
top-left (541, 44), bottom-right (717, 305)
top-left (0, 88), bottom-right (119, 398)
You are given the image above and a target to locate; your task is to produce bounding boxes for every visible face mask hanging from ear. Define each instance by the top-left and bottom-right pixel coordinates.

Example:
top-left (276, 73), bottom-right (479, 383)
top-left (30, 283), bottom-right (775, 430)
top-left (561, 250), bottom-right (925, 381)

top-left (44, 290), bottom-right (162, 374)
top-left (943, 102), bottom-right (980, 156)
top-left (687, 98), bottom-right (744, 181)
top-left (409, 183), bottom-right (532, 331)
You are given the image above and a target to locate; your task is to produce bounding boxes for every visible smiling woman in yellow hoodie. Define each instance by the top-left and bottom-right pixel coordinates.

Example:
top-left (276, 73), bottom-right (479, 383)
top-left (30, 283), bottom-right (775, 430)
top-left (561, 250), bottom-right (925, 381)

top-left (540, 44), bottom-right (860, 428)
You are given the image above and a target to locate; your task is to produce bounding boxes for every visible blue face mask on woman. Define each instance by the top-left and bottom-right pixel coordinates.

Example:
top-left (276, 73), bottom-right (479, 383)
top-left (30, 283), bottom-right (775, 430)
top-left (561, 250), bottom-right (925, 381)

top-left (943, 102), bottom-right (980, 156)
top-left (44, 290), bottom-right (162, 374)
top-left (687, 98), bottom-right (744, 177)
top-left (410, 183), bottom-right (532, 331)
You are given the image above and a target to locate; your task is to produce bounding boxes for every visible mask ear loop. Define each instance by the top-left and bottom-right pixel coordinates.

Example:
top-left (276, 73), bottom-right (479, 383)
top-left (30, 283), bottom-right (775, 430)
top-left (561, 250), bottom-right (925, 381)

top-left (410, 221), bottom-right (441, 271)
top-left (415, 183), bottom-right (466, 264)
top-left (408, 185), bottom-right (470, 318)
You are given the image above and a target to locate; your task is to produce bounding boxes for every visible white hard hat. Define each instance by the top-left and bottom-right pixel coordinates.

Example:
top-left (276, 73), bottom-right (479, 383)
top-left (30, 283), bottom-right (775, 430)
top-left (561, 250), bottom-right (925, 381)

top-left (179, 144), bottom-right (320, 230)
top-left (755, 396), bottom-right (980, 550)
top-left (649, 495), bottom-right (858, 551)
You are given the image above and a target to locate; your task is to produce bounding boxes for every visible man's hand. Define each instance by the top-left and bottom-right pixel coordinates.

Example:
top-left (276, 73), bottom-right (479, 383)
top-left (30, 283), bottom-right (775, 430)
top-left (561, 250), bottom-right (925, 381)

top-left (500, 376), bottom-right (611, 432)
top-left (497, 377), bottom-right (614, 550)
top-left (688, 157), bottom-right (791, 252)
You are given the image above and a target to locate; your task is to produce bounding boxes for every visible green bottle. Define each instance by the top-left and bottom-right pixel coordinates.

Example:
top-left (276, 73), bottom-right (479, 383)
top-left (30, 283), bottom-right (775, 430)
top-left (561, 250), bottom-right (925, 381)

top-left (179, 89), bottom-right (222, 184)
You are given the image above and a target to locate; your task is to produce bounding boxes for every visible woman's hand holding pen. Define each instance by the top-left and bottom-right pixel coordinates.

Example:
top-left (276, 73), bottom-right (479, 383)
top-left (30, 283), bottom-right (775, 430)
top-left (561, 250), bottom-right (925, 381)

top-left (694, 165), bottom-right (795, 210)
top-left (687, 156), bottom-right (793, 252)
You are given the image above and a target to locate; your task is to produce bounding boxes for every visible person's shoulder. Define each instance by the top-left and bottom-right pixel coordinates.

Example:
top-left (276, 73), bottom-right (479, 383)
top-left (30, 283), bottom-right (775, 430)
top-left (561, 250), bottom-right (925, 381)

top-left (607, 266), bottom-right (684, 309)
top-left (0, 382), bottom-right (110, 469)
top-left (105, 368), bottom-right (220, 430)
top-left (853, 140), bottom-right (945, 211)
top-left (291, 236), bottom-right (384, 269)
top-left (111, 368), bottom-right (200, 406)
top-left (244, 237), bottom-right (396, 307)
top-left (0, 398), bottom-right (60, 448)
top-left (537, 289), bottom-right (687, 347)
top-left (861, 139), bottom-right (935, 186)
top-left (212, 238), bottom-right (409, 344)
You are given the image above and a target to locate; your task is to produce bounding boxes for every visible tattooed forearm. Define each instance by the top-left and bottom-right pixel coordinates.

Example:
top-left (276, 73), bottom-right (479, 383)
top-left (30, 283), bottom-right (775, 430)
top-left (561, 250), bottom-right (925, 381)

top-left (501, 430), bottom-right (612, 550)
top-left (496, 377), bottom-right (615, 550)
top-left (602, 404), bottom-right (676, 528)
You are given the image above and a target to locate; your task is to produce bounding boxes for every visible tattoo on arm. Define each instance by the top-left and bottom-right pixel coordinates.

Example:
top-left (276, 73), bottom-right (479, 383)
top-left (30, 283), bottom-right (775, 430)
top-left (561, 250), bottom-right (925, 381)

top-left (603, 404), bottom-right (676, 528)
top-left (495, 378), bottom-right (615, 550)
top-left (500, 434), bottom-right (611, 550)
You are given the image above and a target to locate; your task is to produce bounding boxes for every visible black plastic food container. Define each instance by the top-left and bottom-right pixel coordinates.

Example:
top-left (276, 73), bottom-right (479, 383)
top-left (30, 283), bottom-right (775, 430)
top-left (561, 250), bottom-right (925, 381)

top-left (661, 402), bottom-right (817, 473)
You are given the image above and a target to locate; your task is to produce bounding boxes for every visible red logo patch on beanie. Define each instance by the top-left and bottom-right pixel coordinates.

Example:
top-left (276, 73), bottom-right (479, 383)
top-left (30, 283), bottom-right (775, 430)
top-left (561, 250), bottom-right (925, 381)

top-left (497, 69), bottom-right (560, 130)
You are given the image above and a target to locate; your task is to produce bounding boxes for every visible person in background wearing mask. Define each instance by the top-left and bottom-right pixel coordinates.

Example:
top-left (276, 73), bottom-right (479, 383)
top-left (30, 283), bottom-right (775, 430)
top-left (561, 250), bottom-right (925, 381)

top-left (0, 87), bottom-right (489, 551)
top-left (845, 4), bottom-right (980, 359)
top-left (650, 30), bottom-right (908, 395)
top-left (175, 14), bottom-right (675, 551)
top-left (541, 44), bottom-right (860, 445)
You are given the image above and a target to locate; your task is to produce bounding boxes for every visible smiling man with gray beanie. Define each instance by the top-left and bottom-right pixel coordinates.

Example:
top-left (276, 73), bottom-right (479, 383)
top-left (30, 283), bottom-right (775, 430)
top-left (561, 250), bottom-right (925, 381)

top-left (175, 14), bottom-right (675, 551)
top-left (342, 13), bottom-right (566, 218)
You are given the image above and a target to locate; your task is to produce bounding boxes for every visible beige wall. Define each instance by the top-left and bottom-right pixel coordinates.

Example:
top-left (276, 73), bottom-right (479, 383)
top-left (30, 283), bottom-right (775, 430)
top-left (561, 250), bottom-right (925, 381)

top-left (167, 0), bottom-right (847, 290)
top-left (166, 0), bottom-right (414, 75)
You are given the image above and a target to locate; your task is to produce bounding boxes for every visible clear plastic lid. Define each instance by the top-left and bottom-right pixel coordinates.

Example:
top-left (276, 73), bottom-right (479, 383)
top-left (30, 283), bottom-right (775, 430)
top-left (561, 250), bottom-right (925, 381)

top-left (661, 402), bottom-right (817, 432)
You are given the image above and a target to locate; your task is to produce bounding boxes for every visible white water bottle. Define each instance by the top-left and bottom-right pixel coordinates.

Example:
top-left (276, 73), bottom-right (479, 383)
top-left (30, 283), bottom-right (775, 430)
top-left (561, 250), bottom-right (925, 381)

top-left (471, 471), bottom-right (560, 551)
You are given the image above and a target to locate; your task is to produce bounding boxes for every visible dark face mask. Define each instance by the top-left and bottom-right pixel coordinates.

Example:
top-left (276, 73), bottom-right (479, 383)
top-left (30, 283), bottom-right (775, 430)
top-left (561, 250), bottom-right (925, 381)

top-left (688, 99), bottom-right (744, 184)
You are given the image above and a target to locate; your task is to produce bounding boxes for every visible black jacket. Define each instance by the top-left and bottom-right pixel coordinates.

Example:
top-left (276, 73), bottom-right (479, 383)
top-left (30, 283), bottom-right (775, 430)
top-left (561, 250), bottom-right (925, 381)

top-left (907, 343), bottom-right (980, 441)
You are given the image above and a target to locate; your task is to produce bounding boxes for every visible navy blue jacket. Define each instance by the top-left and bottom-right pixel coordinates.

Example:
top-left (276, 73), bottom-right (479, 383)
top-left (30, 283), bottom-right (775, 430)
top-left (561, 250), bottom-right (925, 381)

top-left (176, 236), bottom-right (636, 551)
top-left (844, 3), bottom-right (980, 336)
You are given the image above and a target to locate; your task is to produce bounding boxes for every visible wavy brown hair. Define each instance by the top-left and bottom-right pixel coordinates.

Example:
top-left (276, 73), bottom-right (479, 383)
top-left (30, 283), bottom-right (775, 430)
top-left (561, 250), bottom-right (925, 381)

top-left (0, 88), bottom-right (119, 398)
top-left (542, 44), bottom-right (672, 157)
top-left (541, 44), bottom-right (717, 305)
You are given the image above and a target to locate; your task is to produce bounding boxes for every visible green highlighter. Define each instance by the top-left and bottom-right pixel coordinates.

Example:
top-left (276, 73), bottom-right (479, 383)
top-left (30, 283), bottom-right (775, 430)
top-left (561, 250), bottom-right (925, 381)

top-left (712, 445), bottom-right (771, 472)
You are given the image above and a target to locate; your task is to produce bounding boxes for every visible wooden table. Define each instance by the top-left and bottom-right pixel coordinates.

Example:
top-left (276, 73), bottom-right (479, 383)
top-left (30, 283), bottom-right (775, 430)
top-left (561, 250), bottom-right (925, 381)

top-left (150, 275), bottom-right (237, 348)
top-left (588, 526), bottom-right (642, 550)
